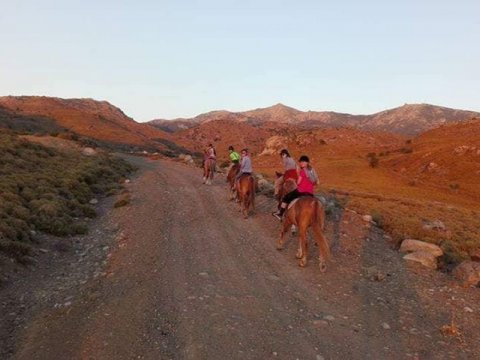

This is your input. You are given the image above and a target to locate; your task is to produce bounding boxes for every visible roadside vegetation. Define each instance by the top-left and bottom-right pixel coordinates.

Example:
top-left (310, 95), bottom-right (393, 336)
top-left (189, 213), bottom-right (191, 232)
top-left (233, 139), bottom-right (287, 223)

top-left (0, 130), bottom-right (134, 262)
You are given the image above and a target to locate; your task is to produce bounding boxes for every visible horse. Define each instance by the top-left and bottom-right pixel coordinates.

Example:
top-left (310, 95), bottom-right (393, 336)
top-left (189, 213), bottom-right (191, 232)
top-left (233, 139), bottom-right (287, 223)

top-left (226, 163), bottom-right (240, 200)
top-left (274, 171), bottom-right (286, 209)
top-left (276, 178), bottom-right (330, 272)
top-left (236, 174), bottom-right (255, 218)
top-left (203, 158), bottom-right (216, 185)
top-left (274, 171), bottom-right (296, 234)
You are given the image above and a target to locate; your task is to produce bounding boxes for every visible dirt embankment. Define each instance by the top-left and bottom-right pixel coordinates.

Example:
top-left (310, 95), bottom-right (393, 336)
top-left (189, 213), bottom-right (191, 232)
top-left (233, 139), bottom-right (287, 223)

top-left (2, 156), bottom-right (480, 360)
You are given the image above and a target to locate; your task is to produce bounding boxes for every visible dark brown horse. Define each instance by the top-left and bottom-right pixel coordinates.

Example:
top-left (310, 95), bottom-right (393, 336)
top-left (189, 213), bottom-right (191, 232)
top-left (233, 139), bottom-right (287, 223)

top-left (226, 163), bottom-right (240, 200)
top-left (236, 174), bottom-right (255, 218)
top-left (203, 158), bottom-right (216, 185)
top-left (276, 178), bottom-right (330, 271)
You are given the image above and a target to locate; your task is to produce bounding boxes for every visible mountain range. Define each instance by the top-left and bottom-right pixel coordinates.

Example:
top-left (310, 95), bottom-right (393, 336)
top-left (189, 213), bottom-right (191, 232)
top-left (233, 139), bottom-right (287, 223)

top-left (149, 103), bottom-right (480, 136)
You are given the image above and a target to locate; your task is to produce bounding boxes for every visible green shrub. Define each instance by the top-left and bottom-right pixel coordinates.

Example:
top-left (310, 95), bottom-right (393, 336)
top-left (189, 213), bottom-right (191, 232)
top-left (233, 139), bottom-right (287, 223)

top-left (0, 130), bottom-right (135, 261)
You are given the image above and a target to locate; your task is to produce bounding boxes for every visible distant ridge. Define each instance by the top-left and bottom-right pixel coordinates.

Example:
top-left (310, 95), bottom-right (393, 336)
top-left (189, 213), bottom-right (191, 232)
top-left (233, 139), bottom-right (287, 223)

top-left (149, 103), bottom-right (480, 136)
top-left (0, 96), bottom-right (171, 150)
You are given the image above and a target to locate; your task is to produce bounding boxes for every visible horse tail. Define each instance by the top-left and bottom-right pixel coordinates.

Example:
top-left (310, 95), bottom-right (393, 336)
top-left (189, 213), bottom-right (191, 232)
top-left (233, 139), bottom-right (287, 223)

top-left (313, 199), bottom-right (330, 257)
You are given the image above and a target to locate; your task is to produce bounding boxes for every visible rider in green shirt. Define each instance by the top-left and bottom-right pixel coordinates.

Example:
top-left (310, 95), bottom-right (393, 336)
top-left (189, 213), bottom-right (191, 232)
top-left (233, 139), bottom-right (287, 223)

top-left (228, 146), bottom-right (240, 164)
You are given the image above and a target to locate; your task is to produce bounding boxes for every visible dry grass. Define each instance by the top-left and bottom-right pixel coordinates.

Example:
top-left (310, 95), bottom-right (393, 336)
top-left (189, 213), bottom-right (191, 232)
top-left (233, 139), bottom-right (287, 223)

top-left (254, 125), bottom-right (480, 266)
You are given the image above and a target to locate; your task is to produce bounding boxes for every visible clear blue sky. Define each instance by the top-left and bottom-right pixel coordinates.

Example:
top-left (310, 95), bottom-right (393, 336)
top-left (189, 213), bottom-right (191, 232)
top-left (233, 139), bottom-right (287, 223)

top-left (1, 0), bottom-right (479, 121)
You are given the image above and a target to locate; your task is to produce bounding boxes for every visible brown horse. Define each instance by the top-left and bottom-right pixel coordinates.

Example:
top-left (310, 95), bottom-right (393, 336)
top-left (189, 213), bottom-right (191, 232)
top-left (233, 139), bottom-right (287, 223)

top-left (203, 158), bottom-right (216, 185)
top-left (236, 174), bottom-right (255, 218)
top-left (276, 178), bottom-right (330, 271)
top-left (226, 163), bottom-right (240, 200)
top-left (274, 171), bottom-right (287, 209)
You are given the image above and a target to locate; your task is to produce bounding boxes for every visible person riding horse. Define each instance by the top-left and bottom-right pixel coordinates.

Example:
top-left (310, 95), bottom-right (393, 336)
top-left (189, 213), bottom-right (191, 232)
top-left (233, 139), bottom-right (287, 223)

top-left (203, 143), bottom-right (217, 185)
top-left (280, 149), bottom-right (298, 181)
top-left (228, 145), bottom-right (240, 165)
top-left (272, 155), bottom-right (318, 220)
top-left (236, 148), bottom-right (252, 182)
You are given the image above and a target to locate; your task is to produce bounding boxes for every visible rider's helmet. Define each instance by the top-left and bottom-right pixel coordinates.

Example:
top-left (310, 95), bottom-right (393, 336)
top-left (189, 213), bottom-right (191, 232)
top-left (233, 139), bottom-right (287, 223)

top-left (228, 145), bottom-right (234, 151)
top-left (299, 155), bottom-right (310, 163)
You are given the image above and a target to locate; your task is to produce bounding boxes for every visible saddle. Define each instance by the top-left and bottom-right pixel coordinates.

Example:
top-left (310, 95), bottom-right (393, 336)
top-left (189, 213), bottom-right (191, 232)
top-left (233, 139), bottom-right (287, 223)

top-left (287, 195), bottom-right (316, 210)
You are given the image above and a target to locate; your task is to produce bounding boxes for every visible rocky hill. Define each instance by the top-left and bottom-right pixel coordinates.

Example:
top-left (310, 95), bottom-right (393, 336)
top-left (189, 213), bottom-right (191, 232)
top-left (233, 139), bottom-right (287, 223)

top-left (149, 103), bottom-right (479, 136)
top-left (0, 96), bottom-right (172, 150)
top-left (385, 118), bottom-right (480, 197)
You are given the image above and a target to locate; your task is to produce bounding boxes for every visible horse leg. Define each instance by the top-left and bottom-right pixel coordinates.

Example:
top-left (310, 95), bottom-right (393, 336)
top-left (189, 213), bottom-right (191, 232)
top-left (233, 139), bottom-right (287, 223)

top-left (277, 216), bottom-right (292, 250)
top-left (243, 193), bottom-right (249, 219)
top-left (313, 222), bottom-right (330, 272)
top-left (297, 225), bottom-right (308, 267)
top-left (291, 225), bottom-right (297, 235)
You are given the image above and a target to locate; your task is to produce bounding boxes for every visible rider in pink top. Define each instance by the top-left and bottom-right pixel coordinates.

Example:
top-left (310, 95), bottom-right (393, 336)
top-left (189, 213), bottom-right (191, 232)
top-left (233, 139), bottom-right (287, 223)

top-left (297, 168), bottom-right (314, 194)
top-left (272, 155), bottom-right (318, 220)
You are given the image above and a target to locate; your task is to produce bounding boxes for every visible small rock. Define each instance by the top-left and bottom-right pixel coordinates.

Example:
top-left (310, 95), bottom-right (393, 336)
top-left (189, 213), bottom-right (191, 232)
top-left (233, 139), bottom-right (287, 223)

top-left (323, 315), bottom-right (335, 322)
top-left (362, 215), bottom-right (373, 222)
top-left (82, 147), bottom-right (97, 156)
top-left (89, 198), bottom-right (99, 205)
top-left (198, 272), bottom-right (209, 277)
top-left (316, 355), bottom-right (325, 360)
top-left (64, 301), bottom-right (72, 307)
top-left (400, 239), bottom-right (443, 257)
top-left (382, 322), bottom-right (391, 330)
top-left (38, 248), bottom-right (49, 254)
top-left (464, 307), bottom-right (474, 313)
top-left (422, 219), bottom-right (446, 231)
top-left (364, 266), bottom-right (386, 281)
top-left (403, 251), bottom-right (437, 270)
top-left (453, 261), bottom-right (480, 287)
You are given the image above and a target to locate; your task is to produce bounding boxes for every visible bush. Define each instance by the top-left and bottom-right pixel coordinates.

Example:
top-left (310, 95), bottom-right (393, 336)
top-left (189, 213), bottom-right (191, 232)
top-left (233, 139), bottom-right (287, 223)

top-left (367, 153), bottom-right (379, 168)
top-left (0, 130), bottom-right (135, 261)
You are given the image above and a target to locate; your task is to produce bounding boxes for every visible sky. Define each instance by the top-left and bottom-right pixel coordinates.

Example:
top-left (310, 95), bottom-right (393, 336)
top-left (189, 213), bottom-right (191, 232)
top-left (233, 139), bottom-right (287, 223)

top-left (1, 0), bottom-right (479, 121)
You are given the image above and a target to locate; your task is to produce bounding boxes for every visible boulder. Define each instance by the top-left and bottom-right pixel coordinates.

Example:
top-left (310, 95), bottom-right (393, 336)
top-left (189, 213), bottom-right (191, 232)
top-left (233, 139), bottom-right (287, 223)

top-left (403, 251), bottom-right (437, 270)
top-left (178, 154), bottom-right (186, 160)
top-left (184, 154), bottom-right (192, 162)
top-left (400, 239), bottom-right (443, 258)
top-left (256, 178), bottom-right (274, 194)
top-left (453, 261), bottom-right (480, 287)
top-left (82, 147), bottom-right (96, 156)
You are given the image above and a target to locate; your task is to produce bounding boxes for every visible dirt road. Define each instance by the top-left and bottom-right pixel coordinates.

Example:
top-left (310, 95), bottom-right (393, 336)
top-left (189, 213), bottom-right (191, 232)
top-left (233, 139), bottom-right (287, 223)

top-left (6, 156), bottom-right (480, 359)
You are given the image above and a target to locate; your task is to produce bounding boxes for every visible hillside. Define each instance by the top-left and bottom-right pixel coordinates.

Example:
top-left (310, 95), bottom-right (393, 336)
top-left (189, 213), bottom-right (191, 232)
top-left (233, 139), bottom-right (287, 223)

top-left (385, 118), bottom-right (480, 197)
top-left (0, 96), bottom-right (172, 150)
top-left (149, 103), bottom-right (479, 136)
top-left (172, 119), bottom-right (276, 160)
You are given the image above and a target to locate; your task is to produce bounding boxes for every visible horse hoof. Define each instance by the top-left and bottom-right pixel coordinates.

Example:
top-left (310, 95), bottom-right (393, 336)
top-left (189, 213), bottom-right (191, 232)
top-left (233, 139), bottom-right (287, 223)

top-left (295, 250), bottom-right (303, 259)
top-left (299, 258), bottom-right (307, 267)
top-left (276, 245), bottom-right (284, 251)
top-left (319, 263), bottom-right (327, 273)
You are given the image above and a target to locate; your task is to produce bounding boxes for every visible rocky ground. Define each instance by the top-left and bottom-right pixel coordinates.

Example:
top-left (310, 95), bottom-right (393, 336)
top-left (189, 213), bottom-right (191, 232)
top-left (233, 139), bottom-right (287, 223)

top-left (1, 155), bottom-right (479, 360)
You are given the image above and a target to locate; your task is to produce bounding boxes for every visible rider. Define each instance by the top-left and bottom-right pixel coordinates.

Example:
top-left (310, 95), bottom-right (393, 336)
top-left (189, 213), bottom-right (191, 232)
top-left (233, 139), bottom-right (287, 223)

top-left (272, 155), bottom-right (318, 221)
top-left (206, 143), bottom-right (217, 160)
top-left (228, 145), bottom-right (240, 165)
top-left (280, 149), bottom-right (298, 181)
top-left (236, 148), bottom-right (253, 181)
